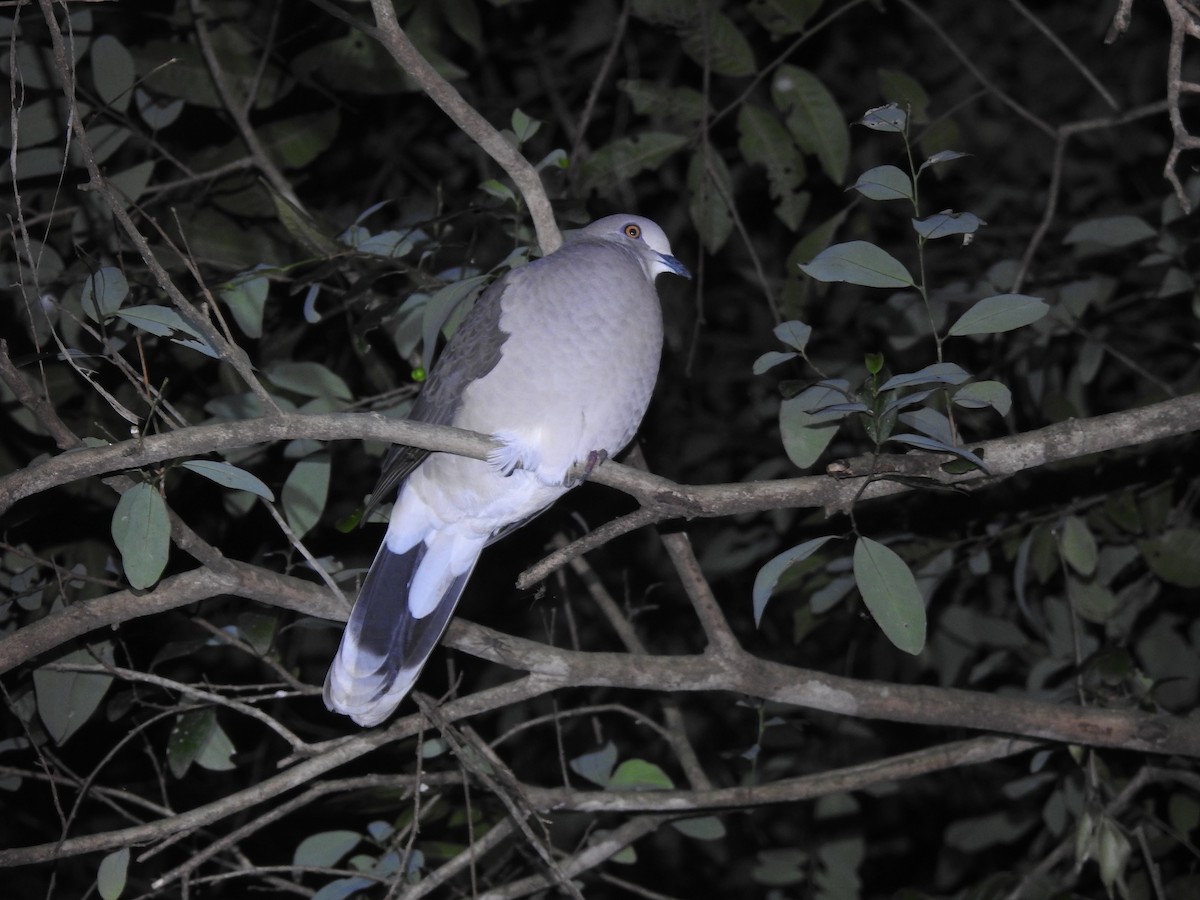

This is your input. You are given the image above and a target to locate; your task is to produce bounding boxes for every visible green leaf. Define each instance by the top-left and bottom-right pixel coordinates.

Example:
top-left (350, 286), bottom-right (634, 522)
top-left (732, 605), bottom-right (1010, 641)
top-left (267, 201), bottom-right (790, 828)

top-left (569, 742), bottom-right (618, 787)
top-left (1138, 529), bottom-right (1200, 587)
top-left (885, 433), bottom-right (988, 472)
top-left (878, 69), bottom-right (930, 122)
top-left (510, 107), bottom-right (541, 144)
top-left (112, 483), bottom-right (170, 589)
top-left (220, 269), bottom-right (271, 339)
top-left (1058, 516), bottom-right (1098, 577)
top-left (312, 877), bottom-right (375, 900)
top-left (779, 382), bottom-right (848, 468)
top-left (97, 846), bottom-right (130, 900)
top-left (851, 165), bottom-right (912, 202)
top-left (1063, 215), bottom-right (1156, 248)
top-left (858, 103), bottom-right (907, 133)
top-left (180, 460), bottom-right (274, 500)
top-left (91, 35), bottom-right (134, 113)
top-left (853, 536), bottom-right (926, 655)
top-left (265, 361), bottom-right (353, 401)
top-left (608, 758), bottom-right (674, 791)
top-left (619, 80), bottom-right (710, 125)
top-left (947, 294), bottom-right (1048, 336)
top-left (282, 454), bottom-right (331, 539)
top-left (196, 719), bottom-right (236, 771)
top-left (108, 160), bottom-right (156, 207)
top-left (798, 241), bottom-right (914, 289)
top-left (33, 642), bottom-right (115, 745)
top-left (917, 149), bottom-right (970, 176)
top-left (81, 266), bottom-right (130, 321)
top-left (1067, 576), bottom-right (1117, 624)
top-left (421, 274), bottom-right (490, 368)
top-left (879, 362), bottom-right (971, 391)
top-left (670, 816), bottom-right (727, 840)
top-left (753, 350), bottom-right (798, 375)
top-left (748, 0), bottom-right (823, 35)
top-left (752, 848), bottom-right (807, 887)
top-left (738, 104), bottom-right (809, 229)
top-left (168, 708), bottom-right (216, 778)
top-left (578, 132), bottom-right (688, 194)
top-left (237, 611), bottom-right (278, 654)
top-left (774, 320), bottom-right (812, 352)
top-left (772, 65), bottom-right (849, 183)
top-left (752, 536), bottom-right (837, 626)
top-left (294, 831), bottom-right (362, 868)
top-left (912, 210), bottom-right (984, 239)
top-left (687, 149), bottom-right (734, 254)
top-left (680, 8), bottom-right (756, 77)
top-left (952, 380), bottom-right (1012, 416)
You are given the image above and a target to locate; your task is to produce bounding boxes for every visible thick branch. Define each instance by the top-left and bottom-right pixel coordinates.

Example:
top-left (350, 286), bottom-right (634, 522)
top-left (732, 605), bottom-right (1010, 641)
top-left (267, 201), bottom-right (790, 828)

top-left (5, 394), bottom-right (1199, 523)
top-left (364, 0), bottom-right (561, 254)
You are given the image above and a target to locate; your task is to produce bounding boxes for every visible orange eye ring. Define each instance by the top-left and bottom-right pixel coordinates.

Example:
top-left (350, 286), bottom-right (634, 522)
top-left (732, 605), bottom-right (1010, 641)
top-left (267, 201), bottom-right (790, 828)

top-left (624, 223), bottom-right (641, 239)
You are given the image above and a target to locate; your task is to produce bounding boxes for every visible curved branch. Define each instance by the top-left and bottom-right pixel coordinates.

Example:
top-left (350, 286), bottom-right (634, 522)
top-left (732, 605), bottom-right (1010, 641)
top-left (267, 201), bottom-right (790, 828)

top-left (5, 394), bottom-right (1200, 525)
top-left (365, 0), bottom-right (561, 254)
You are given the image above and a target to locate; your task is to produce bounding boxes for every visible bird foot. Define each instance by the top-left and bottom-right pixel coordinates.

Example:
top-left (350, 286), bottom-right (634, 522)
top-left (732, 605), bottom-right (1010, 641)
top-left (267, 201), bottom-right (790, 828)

top-left (563, 449), bottom-right (608, 487)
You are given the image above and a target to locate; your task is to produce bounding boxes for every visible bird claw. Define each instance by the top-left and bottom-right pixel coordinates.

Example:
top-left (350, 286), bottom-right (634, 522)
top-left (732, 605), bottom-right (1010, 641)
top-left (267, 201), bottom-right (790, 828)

top-left (563, 449), bottom-right (608, 487)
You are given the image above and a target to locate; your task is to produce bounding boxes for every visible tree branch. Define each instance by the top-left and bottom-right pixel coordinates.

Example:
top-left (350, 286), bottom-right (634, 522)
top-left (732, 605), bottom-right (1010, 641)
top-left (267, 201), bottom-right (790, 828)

top-left (6, 394), bottom-right (1199, 527)
top-left (363, 0), bottom-right (561, 254)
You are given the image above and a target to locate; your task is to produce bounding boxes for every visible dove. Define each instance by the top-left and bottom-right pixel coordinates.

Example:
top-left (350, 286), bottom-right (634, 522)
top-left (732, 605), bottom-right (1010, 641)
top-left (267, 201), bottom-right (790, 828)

top-left (325, 215), bottom-right (690, 726)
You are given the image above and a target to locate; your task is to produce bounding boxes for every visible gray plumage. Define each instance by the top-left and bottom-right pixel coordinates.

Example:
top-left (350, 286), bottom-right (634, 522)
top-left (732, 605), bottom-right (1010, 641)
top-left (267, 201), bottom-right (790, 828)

top-left (325, 215), bottom-right (690, 726)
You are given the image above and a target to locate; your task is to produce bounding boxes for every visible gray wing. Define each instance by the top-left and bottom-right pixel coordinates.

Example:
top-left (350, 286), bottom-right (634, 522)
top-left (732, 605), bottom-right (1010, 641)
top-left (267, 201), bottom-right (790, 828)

top-left (361, 278), bottom-right (510, 520)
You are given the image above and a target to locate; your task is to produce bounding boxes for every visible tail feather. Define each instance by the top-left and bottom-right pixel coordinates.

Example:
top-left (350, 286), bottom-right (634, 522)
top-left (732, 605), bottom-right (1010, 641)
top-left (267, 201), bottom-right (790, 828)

top-left (324, 540), bottom-right (476, 726)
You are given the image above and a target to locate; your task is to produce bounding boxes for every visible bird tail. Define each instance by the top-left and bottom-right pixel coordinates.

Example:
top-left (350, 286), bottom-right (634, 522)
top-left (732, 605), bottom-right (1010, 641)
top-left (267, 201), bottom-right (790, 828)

top-left (324, 539), bottom-right (476, 727)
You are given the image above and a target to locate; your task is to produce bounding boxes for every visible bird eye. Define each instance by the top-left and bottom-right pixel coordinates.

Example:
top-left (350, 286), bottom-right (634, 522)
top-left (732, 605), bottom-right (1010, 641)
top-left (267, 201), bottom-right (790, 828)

top-left (624, 223), bottom-right (641, 239)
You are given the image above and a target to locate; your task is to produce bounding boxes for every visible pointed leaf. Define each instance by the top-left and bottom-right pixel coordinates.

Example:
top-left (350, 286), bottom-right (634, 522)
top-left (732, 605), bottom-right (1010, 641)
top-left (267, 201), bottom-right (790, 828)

top-left (569, 742), bottom-right (618, 788)
top-left (853, 536), bottom-right (926, 654)
top-left (851, 165), bottom-right (912, 202)
top-left (1058, 516), bottom-right (1098, 577)
top-left (1063, 215), bottom-right (1155, 248)
top-left (948, 294), bottom-right (1048, 336)
top-left (952, 380), bottom-right (1012, 416)
top-left (798, 241), bottom-right (913, 289)
top-left (680, 8), bottom-right (755, 77)
top-left (1138, 528), bottom-right (1200, 587)
top-left (294, 831), bottom-right (362, 868)
top-left (220, 269), bottom-right (271, 339)
top-left (898, 407), bottom-right (953, 445)
top-left (879, 362), bottom-right (971, 391)
top-left (885, 433), bottom-right (988, 472)
top-left (780, 382), bottom-right (848, 468)
top-left (196, 719), bottom-right (236, 771)
top-left (33, 642), bottom-right (115, 745)
top-left (282, 454), bottom-right (331, 539)
top-left (608, 758), bottom-right (674, 791)
top-left (858, 103), bottom-right (906, 133)
top-left (81, 267), bottom-right (129, 321)
top-left (670, 817), bottom-right (727, 840)
top-left (112, 482), bottom-right (170, 589)
top-left (738, 104), bottom-right (809, 229)
top-left (578, 132), bottom-right (688, 194)
top-left (97, 846), bottom-right (130, 900)
top-left (180, 460), bottom-right (274, 500)
top-left (619, 80), bottom-right (710, 125)
top-left (753, 350), bottom-right (798, 374)
top-left (688, 149), bottom-right (734, 254)
top-left (772, 65), bottom-right (849, 183)
top-left (266, 361), bottom-right (353, 402)
top-left (912, 210), bottom-right (984, 239)
top-left (774, 320), bottom-right (812, 352)
top-left (918, 149), bottom-right (969, 175)
top-left (748, 0), bottom-right (822, 35)
top-left (753, 536), bottom-right (837, 626)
